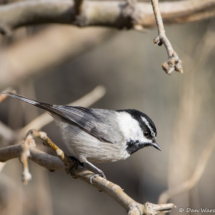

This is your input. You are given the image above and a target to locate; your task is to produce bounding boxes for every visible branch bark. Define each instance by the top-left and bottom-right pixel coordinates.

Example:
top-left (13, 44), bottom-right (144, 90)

top-left (0, 0), bottom-right (214, 77)
top-left (0, 0), bottom-right (214, 82)
top-left (0, 0), bottom-right (215, 33)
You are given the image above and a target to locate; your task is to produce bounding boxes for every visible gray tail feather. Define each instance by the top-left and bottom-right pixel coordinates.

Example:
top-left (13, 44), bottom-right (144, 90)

top-left (3, 92), bottom-right (39, 106)
top-left (2, 92), bottom-right (55, 113)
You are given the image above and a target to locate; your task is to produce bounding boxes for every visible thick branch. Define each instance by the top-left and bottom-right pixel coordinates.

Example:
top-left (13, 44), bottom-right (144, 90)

top-left (0, 144), bottom-right (65, 171)
top-left (0, 0), bottom-right (215, 33)
top-left (0, 0), bottom-right (214, 80)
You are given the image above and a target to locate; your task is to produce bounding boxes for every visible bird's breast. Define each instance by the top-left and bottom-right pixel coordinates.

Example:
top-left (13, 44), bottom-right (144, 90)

top-left (57, 121), bottom-right (130, 163)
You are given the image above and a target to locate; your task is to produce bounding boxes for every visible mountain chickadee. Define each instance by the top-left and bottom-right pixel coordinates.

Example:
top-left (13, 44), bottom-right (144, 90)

top-left (4, 92), bottom-right (161, 181)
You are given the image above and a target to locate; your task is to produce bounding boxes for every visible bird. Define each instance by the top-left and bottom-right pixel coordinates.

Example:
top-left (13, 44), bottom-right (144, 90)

top-left (3, 92), bottom-right (161, 181)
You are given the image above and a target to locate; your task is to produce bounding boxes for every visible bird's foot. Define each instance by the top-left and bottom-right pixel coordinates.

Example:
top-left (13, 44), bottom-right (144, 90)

top-left (90, 171), bottom-right (106, 184)
top-left (69, 156), bottom-right (84, 167)
top-left (66, 156), bottom-right (84, 179)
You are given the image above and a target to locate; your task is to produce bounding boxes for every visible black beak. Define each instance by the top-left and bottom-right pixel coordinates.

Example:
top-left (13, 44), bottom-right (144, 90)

top-left (152, 142), bottom-right (161, 151)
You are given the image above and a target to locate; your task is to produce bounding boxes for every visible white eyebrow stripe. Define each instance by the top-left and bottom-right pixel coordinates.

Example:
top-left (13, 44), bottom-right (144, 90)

top-left (141, 116), bottom-right (156, 137)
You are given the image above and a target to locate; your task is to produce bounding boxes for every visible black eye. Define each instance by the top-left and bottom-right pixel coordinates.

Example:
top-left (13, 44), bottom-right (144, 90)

top-left (144, 131), bottom-right (149, 137)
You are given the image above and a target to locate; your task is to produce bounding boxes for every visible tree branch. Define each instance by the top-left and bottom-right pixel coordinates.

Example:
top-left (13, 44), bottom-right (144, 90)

top-left (0, 121), bottom-right (15, 143)
top-left (0, 0), bottom-right (215, 33)
top-left (0, 0), bottom-right (214, 78)
top-left (0, 88), bottom-right (16, 143)
top-left (0, 130), bottom-right (175, 215)
top-left (151, 0), bottom-right (183, 74)
top-left (19, 133), bottom-right (34, 184)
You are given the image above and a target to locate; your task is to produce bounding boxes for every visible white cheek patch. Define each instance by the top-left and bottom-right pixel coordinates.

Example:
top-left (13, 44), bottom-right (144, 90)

top-left (141, 116), bottom-right (156, 138)
top-left (117, 112), bottom-right (140, 139)
top-left (117, 112), bottom-right (152, 143)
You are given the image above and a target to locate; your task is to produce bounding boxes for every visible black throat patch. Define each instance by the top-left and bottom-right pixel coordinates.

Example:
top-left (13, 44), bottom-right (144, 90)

top-left (126, 140), bottom-right (153, 155)
top-left (126, 140), bottom-right (144, 155)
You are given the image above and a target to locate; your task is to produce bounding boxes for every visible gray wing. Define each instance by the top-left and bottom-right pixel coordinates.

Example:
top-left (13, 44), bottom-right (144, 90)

top-left (3, 92), bottom-right (116, 143)
top-left (51, 106), bottom-right (113, 143)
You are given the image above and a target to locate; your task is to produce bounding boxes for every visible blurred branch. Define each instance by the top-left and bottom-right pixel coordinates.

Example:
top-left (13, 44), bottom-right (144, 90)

top-left (0, 121), bottom-right (15, 143)
top-left (0, 88), bottom-right (16, 143)
top-left (0, 0), bottom-right (215, 35)
top-left (159, 134), bottom-right (215, 204)
top-left (0, 162), bottom-right (5, 173)
top-left (0, 129), bottom-right (175, 215)
top-left (0, 26), bottom-right (113, 91)
top-left (151, 0), bottom-right (183, 75)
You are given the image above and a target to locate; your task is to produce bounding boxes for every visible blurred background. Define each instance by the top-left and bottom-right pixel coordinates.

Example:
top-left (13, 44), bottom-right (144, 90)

top-left (0, 0), bottom-right (215, 214)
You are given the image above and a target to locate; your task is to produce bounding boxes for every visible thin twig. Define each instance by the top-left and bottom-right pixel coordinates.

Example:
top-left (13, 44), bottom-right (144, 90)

top-left (0, 130), bottom-right (176, 215)
top-left (0, 1), bottom-right (214, 84)
top-left (19, 133), bottom-right (37, 184)
top-left (151, 0), bottom-right (183, 74)
top-left (158, 134), bottom-right (215, 204)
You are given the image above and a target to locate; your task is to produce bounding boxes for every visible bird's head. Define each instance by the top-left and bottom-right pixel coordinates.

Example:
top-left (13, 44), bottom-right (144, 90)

top-left (117, 109), bottom-right (161, 155)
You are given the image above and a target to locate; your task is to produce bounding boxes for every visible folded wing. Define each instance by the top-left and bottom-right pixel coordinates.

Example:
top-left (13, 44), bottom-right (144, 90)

top-left (51, 105), bottom-right (113, 143)
top-left (3, 92), bottom-right (113, 143)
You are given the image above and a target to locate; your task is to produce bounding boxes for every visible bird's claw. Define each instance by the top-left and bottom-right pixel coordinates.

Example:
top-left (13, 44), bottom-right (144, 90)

top-left (66, 156), bottom-right (84, 179)
top-left (69, 156), bottom-right (84, 167)
top-left (90, 172), bottom-right (106, 184)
